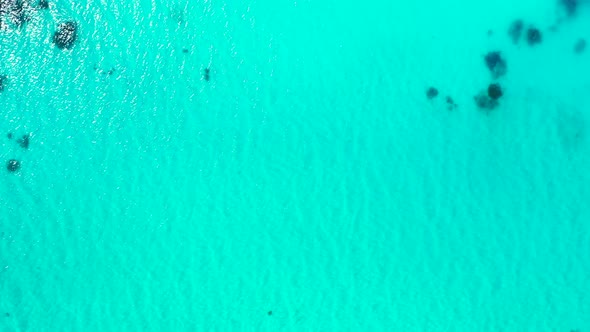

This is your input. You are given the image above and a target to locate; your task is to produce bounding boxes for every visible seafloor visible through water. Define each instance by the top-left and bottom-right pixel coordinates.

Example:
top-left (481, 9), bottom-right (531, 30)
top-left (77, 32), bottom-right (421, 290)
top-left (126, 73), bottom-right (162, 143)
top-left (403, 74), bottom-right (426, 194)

top-left (1, 0), bottom-right (589, 330)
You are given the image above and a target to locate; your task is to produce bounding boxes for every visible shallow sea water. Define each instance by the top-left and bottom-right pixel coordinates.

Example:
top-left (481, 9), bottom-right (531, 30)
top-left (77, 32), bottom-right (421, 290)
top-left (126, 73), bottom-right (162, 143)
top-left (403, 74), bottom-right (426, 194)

top-left (1, 0), bottom-right (589, 330)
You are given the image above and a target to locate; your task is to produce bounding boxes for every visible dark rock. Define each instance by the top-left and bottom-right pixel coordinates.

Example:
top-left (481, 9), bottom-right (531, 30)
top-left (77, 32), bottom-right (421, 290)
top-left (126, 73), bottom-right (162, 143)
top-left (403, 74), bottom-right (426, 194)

top-left (474, 91), bottom-right (499, 111)
top-left (53, 21), bottom-right (78, 50)
top-left (446, 96), bottom-right (458, 110)
top-left (9, 0), bottom-right (29, 28)
top-left (17, 134), bottom-right (29, 149)
top-left (488, 83), bottom-right (503, 100)
top-left (203, 68), bottom-right (210, 81)
top-left (560, 0), bottom-right (578, 16)
top-left (484, 51), bottom-right (507, 79)
top-left (0, 75), bottom-right (6, 92)
top-left (7, 132), bottom-right (13, 139)
top-left (7, 159), bottom-right (20, 172)
top-left (574, 39), bottom-right (586, 53)
top-left (38, 0), bottom-right (48, 9)
top-left (426, 87), bottom-right (439, 99)
top-left (526, 27), bottom-right (542, 46)
top-left (267, 311), bottom-right (272, 316)
top-left (182, 48), bottom-right (189, 53)
top-left (508, 20), bottom-right (524, 44)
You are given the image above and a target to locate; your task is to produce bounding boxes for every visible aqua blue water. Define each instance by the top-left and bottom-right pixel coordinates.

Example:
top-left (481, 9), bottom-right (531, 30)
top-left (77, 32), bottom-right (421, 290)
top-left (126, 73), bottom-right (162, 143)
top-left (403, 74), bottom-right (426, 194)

top-left (1, 0), bottom-right (589, 330)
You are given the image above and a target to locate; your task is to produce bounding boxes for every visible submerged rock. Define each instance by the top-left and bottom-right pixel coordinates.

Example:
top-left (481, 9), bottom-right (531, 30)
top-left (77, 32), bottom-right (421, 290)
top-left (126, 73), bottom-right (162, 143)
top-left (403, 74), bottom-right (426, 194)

top-left (446, 96), bottom-right (458, 110)
top-left (526, 27), bottom-right (542, 46)
top-left (7, 159), bottom-right (20, 172)
top-left (484, 51), bottom-right (507, 79)
top-left (0, 75), bottom-right (6, 92)
top-left (8, 0), bottom-right (29, 28)
top-left (53, 21), bottom-right (78, 50)
top-left (574, 39), bottom-right (586, 53)
top-left (17, 134), bottom-right (29, 149)
top-left (426, 87), bottom-right (439, 99)
top-left (487, 83), bottom-right (503, 100)
top-left (203, 68), bottom-right (210, 81)
top-left (38, 0), bottom-right (48, 9)
top-left (560, 0), bottom-right (578, 16)
top-left (474, 91), bottom-right (499, 111)
top-left (508, 20), bottom-right (524, 44)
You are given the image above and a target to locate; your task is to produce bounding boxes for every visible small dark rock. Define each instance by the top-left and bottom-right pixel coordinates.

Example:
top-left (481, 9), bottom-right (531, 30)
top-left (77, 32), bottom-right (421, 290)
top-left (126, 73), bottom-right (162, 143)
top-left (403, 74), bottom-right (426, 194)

top-left (426, 87), bottom-right (439, 99)
top-left (9, 1), bottom-right (30, 28)
top-left (484, 51), bottom-right (507, 79)
top-left (474, 91), bottom-right (499, 111)
top-left (7, 133), bottom-right (13, 139)
top-left (574, 39), bottom-right (586, 53)
top-left (526, 27), bottom-right (542, 46)
top-left (203, 68), bottom-right (210, 81)
top-left (38, 0), bottom-right (49, 9)
top-left (0, 75), bottom-right (6, 92)
top-left (17, 134), bottom-right (30, 149)
top-left (4, 313), bottom-right (9, 317)
top-left (267, 311), bottom-right (272, 316)
top-left (488, 83), bottom-right (503, 100)
top-left (560, 0), bottom-right (578, 16)
top-left (182, 48), bottom-right (189, 53)
top-left (446, 96), bottom-right (458, 110)
top-left (7, 159), bottom-right (20, 172)
top-left (508, 20), bottom-right (524, 44)
top-left (53, 21), bottom-right (78, 50)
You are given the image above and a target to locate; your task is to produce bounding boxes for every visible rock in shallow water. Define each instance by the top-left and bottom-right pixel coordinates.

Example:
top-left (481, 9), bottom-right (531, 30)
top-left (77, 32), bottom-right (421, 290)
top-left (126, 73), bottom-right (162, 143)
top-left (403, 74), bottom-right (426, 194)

top-left (53, 21), bottom-right (78, 50)
top-left (526, 27), bottom-right (542, 46)
top-left (508, 20), bottom-right (524, 44)
top-left (487, 83), bottom-right (503, 100)
top-left (17, 134), bottom-right (30, 149)
top-left (484, 51), bottom-right (507, 79)
top-left (7, 159), bottom-right (20, 172)
top-left (474, 91), bottom-right (499, 111)
top-left (426, 87), bottom-right (438, 99)
top-left (574, 39), bottom-right (586, 54)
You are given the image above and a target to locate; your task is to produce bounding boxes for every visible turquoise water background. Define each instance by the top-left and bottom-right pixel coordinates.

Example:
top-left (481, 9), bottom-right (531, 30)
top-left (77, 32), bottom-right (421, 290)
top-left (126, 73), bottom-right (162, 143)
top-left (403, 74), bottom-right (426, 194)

top-left (1, 0), bottom-right (590, 330)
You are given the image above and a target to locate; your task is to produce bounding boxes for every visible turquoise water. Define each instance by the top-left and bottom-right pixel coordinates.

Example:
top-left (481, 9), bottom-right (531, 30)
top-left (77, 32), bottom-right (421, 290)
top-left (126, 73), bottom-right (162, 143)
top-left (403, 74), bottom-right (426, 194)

top-left (1, 0), bottom-right (589, 330)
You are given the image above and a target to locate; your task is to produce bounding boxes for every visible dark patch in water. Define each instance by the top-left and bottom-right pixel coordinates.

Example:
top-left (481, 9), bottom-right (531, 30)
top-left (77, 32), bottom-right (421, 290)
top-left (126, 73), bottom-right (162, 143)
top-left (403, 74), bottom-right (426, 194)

top-left (487, 83), bottom-right (503, 100)
top-left (508, 20), bottom-right (524, 44)
top-left (526, 27), bottom-right (542, 46)
top-left (7, 159), bottom-right (20, 172)
top-left (426, 87), bottom-right (438, 99)
top-left (560, 0), bottom-right (578, 16)
top-left (574, 39), bottom-right (586, 53)
top-left (17, 134), bottom-right (29, 149)
top-left (53, 21), bottom-right (78, 50)
top-left (446, 96), bottom-right (458, 110)
top-left (474, 91), bottom-right (499, 111)
top-left (0, 75), bottom-right (6, 92)
top-left (484, 51), bottom-right (507, 79)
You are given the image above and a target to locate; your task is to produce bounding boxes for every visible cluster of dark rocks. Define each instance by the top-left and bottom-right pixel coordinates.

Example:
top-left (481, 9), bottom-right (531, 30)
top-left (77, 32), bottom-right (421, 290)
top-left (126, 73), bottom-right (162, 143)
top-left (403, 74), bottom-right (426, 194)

top-left (5, 133), bottom-right (30, 172)
top-left (425, 87), bottom-right (458, 111)
top-left (426, 0), bottom-right (587, 115)
top-left (1, 1), bottom-right (79, 173)
top-left (1, 1), bottom-right (78, 49)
